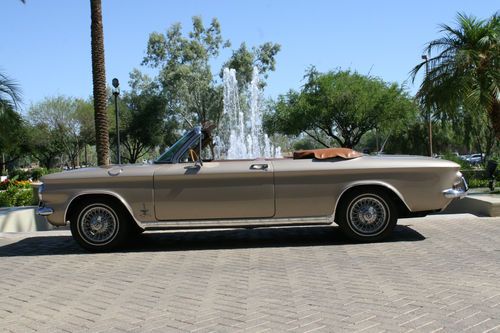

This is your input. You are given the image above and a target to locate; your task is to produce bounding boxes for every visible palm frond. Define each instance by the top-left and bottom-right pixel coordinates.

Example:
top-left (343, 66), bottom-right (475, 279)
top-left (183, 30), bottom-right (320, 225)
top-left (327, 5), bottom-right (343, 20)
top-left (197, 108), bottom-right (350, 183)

top-left (0, 72), bottom-right (22, 111)
top-left (411, 11), bottom-right (499, 127)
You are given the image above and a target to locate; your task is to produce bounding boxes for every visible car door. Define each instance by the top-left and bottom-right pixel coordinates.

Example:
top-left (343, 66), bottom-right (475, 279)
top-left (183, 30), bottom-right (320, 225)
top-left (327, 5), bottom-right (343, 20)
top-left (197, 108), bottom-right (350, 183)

top-left (154, 160), bottom-right (275, 221)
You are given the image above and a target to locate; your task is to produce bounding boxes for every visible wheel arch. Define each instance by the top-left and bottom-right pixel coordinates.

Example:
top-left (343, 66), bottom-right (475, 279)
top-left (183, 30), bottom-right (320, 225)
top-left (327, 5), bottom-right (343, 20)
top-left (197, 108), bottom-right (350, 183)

top-left (65, 191), bottom-right (143, 229)
top-left (334, 182), bottom-right (411, 221)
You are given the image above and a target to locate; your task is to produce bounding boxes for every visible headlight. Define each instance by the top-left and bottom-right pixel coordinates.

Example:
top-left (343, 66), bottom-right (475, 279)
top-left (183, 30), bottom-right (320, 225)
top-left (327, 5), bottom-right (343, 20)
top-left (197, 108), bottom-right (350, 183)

top-left (38, 183), bottom-right (45, 201)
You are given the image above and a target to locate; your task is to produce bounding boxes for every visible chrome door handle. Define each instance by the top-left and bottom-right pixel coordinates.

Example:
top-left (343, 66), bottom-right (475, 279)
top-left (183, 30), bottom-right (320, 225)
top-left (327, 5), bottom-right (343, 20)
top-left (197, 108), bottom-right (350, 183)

top-left (250, 164), bottom-right (268, 170)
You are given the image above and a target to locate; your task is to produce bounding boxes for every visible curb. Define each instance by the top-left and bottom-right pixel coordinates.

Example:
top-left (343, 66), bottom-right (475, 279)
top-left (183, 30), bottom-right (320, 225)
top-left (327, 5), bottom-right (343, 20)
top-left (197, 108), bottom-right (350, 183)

top-left (0, 206), bottom-right (62, 232)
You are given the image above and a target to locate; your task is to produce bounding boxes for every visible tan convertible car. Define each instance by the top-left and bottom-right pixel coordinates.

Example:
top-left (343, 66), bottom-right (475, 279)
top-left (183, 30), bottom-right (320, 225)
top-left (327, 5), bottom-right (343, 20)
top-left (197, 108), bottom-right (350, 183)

top-left (37, 127), bottom-right (468, 251)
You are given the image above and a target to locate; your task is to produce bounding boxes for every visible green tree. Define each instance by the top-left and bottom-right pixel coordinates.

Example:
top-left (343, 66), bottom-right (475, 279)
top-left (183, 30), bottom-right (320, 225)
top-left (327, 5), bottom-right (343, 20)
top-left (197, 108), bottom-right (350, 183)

top-left (0, 106), bottom-right (29, 172)
top-left (74, 98), bottom-right (96, 165)
top-left (411, 12), bottom-right (500, 138)
top-left (118, 94), bottom-right (165, 163)
top-left (28, 96), bottom-right (93, 168)
top-left (142, 16), bottom-right (280, 133)
top-left (1, 72), bottom-right (25, 172)
top-left (445, 105), bottom-right (496, 159)
top-left (265, 69), bottom-right (418, 148)
top-left (222, 42), bottom-right (281, 89)
top-left (90, 0), bottom-right (110, 165)
top-left (142, 17), bottom-right (229, 129)
top-left (26, 123), bottom-right (64, 169)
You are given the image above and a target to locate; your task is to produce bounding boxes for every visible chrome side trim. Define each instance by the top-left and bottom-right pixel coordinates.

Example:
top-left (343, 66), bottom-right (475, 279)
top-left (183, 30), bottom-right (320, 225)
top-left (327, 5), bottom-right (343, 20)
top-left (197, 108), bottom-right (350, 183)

top-left (37, 206), bottom-right (54, 216)
top-left (141, 216), bottom-right (330, 230)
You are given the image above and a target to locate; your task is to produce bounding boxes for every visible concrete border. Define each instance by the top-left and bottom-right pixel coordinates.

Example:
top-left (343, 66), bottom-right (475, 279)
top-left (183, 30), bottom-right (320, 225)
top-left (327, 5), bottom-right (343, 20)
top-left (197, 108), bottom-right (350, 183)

top-left (0, 206), bottom-right (63, 232)
top-left (441, 194), bottom-right (500, 217)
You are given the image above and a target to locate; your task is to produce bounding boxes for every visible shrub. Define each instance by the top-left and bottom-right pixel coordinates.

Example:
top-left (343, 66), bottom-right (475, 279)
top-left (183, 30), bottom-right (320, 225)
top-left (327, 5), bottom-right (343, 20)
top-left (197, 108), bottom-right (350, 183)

top-left (442, 153), bottom-right (472, 170)
top-left (30, 167), bottom-right (47, 181)
top-left (0, 191), bottom-right (10, 207)
top-left (0, 179), bottom-right (32, 190)
top-left (13, 188), bottom-right (36, 206)
top-left (467, 178), bottom-right (488, 188)
top-left (0, 179), bottom-right (36, 207)
top-left (0, 179), bottom-right (9, 191)
top-left (13, 180), bottom-right (32, 189)
top-left (9, 169), bottom-right (31, 181)
top-left (0, 186), bottom-right (36, 207)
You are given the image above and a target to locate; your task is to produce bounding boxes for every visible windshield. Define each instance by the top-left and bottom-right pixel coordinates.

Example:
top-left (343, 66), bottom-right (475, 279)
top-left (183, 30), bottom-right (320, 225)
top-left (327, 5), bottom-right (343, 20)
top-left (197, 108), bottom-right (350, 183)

top-left (155, 130), bottom-right (194, 163)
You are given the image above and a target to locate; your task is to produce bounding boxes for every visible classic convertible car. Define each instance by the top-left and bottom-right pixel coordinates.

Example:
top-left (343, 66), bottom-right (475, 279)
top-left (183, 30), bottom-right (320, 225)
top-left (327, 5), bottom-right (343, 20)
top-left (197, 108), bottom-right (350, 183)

top-left (37, 127), bottom-right (468, 251)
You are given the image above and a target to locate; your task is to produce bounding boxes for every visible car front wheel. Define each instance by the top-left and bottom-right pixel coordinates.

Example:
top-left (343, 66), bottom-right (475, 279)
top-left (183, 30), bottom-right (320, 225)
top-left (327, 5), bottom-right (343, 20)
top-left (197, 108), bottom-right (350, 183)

top-left (70, 198), bottom-right (130, 252)
top-left (336, 189), bottom-right (397, 242)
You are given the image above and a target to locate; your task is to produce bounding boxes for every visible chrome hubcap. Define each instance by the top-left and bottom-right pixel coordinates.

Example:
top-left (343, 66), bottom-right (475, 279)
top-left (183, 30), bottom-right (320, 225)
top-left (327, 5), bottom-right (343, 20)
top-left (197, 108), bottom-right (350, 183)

top-left (79, 206), bottom-right (118, 244)
top-left (360, 206), bottom-right (377, 224)
top-left (348, 195), bottom-right (388, 236)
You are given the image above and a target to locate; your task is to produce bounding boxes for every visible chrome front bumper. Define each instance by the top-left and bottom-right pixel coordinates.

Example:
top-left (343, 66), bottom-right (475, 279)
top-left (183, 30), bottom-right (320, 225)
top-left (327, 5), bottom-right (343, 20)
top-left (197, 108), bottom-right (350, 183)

top-left (442, 177), bottom-right (468, 199)
top-left (36, 206), bottom-right (54, 216)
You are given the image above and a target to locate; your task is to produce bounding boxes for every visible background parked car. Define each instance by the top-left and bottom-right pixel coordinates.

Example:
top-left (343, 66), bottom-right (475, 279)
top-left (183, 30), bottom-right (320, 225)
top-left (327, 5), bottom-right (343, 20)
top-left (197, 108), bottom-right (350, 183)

top-left (467, 153), bottom-right (484, 165)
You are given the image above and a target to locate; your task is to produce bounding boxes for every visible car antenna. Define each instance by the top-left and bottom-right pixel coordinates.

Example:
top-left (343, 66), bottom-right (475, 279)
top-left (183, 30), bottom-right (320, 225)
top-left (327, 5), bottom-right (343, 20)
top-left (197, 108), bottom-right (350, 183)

top-left (378, 131), bottom-right (391, 155)
top-left (179, 112), bottom-right (194, 128)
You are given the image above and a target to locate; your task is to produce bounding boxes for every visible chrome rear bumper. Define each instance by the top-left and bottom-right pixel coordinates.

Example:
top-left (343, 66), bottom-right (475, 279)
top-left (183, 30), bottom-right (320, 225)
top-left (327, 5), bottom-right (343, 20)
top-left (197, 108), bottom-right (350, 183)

top-left (442, 177), bottom-right (468, 199)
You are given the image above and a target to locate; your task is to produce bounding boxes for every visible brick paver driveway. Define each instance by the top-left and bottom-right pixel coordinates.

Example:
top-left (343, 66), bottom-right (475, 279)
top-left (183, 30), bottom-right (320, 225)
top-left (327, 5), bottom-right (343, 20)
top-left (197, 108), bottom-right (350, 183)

top-left (0, 214), bottom-right (499, 333)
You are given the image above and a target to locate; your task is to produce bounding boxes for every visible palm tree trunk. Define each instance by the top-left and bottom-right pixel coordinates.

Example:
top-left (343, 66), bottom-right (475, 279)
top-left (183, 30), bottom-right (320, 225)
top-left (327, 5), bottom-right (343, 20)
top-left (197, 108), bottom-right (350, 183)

top-left (90, 0), bottom-right (110, 166)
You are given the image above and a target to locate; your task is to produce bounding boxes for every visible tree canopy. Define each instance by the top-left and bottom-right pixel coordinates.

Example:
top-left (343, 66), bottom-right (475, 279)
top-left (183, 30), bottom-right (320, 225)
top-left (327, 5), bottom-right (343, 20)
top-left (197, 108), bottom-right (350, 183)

top-left (411, 12), bottom-right (499, 138)
top-left (0, 106), bottom-right (28, 171)
top-left (264, 68), bottom-right (418, 149)
top-left (0, 72), bottom-right (26, 171)
top-left (0, 72), bottom-right (22, 112)
top-left (222, 42), bottom-right (281, 89)
top-left (141, 16), bottom-right (280, 134)
top-left (108, 73), bottom-right (169, 163)
top-left (28, 96), bottom-right (95, 168)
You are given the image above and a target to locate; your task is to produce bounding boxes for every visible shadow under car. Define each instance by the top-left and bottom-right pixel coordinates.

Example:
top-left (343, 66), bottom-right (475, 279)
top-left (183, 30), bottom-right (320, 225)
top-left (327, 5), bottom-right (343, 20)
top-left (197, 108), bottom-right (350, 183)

top-left (0, 224), bottom-right (425, 257)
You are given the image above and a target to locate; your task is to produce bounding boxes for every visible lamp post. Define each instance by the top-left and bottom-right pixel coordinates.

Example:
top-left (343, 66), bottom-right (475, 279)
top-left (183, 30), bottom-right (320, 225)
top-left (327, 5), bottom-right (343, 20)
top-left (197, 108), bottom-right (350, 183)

top-left (421, 55), bottom-right (433, 157)
top-left (112, 78), bottom-right (121, 164)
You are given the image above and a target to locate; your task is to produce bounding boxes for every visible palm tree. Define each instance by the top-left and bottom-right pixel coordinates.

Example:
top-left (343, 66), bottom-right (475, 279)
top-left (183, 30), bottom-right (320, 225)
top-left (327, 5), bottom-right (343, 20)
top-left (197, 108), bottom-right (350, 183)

top-left (90, 0), bottom-right (110, 165)
top-left (0, 72), bottom-right (22, 112)
top-left (411, 13), bottom-right (500, 138)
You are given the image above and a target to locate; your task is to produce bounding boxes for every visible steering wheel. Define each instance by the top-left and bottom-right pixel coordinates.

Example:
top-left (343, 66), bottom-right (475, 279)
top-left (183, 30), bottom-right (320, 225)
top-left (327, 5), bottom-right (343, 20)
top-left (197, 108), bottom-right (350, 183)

top-left (188, 148), bottom-right (199, 162)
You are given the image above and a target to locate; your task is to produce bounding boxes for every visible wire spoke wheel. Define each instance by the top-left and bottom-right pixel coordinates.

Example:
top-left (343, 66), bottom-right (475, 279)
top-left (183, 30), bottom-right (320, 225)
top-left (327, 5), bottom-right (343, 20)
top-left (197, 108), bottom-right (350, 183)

top-left (347, 194), bottom-right (390, 237)
top-left (78, 204), bottom-right (119, 245)
top-left (70, 197), bottom-right (133, 252)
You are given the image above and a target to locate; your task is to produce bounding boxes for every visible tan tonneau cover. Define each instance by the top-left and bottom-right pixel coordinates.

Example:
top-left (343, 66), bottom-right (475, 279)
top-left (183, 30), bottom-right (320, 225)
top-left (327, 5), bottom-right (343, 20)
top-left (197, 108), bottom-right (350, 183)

top-left (293, 148), bottom-right (362, 160)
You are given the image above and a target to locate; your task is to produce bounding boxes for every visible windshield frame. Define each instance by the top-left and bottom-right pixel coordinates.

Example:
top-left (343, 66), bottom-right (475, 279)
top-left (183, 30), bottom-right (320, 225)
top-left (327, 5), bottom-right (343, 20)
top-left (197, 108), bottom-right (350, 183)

top-left (154, 127), bottom-right (202, 164)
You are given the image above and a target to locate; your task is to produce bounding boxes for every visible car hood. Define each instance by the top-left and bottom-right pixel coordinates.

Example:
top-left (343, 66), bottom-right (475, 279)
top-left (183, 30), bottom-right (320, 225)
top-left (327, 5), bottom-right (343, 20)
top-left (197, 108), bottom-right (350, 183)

top-left (41, 164), bottom-right (159, 182)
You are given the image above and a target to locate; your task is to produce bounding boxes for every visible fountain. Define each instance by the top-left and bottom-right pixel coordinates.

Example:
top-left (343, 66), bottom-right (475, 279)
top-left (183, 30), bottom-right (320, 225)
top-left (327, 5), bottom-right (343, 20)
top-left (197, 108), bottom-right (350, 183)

top-left (219, 67), bottom-right (281, 159)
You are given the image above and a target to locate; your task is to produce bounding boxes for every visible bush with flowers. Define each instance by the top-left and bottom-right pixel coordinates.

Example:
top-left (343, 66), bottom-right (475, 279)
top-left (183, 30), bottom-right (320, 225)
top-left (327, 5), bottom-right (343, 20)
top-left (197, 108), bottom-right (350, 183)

top-left (0, 178), bottom-right (36, 207)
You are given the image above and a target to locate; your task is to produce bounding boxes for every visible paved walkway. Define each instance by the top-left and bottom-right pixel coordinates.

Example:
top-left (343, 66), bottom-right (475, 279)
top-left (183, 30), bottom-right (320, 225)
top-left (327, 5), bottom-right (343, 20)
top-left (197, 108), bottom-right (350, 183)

top-left (0, 214), bottom-right (499, 333)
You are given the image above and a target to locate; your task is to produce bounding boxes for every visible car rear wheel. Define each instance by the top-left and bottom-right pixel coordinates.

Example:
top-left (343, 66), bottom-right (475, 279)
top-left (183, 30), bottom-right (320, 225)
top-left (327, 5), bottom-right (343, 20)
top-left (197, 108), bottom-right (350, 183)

top-left (336, 188), bottom-right (397, 242)
top-left (70, 198), bottom-right (131, 252)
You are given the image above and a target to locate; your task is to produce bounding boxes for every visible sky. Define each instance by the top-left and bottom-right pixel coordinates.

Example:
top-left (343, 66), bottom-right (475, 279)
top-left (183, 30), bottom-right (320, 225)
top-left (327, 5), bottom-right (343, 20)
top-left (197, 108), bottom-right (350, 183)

top-left (2, 0), bottom-right (498, 113)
